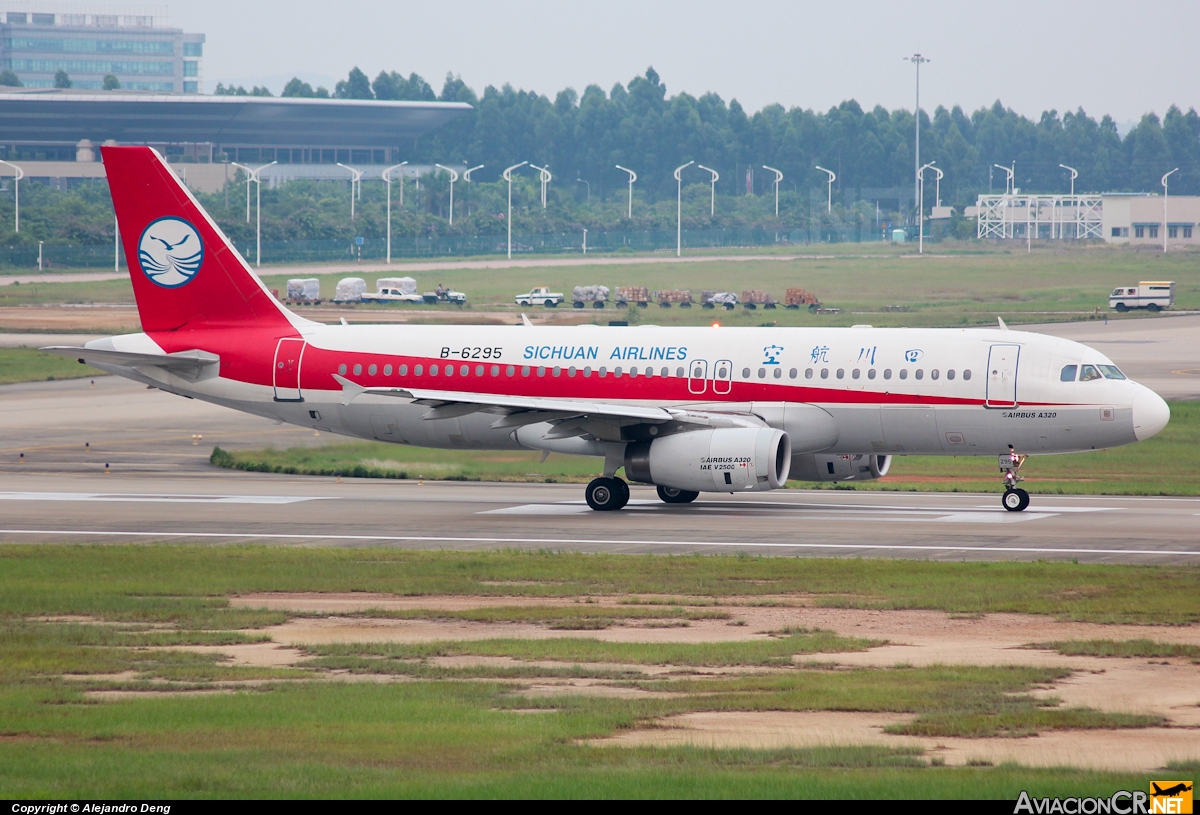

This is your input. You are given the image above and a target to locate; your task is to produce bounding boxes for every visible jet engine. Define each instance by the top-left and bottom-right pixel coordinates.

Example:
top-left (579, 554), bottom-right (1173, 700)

top-left (788, 453), bottom-right (892, 482)
top-left (623, 427), bottom-right (791, 493)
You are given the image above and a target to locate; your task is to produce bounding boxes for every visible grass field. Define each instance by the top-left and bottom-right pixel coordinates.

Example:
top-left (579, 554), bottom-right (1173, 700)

top-left (1, 545), bottom-right (1196, 797)
top-left (211, 400), bottom-right (1200, 496)
top-left (0, 347), bottom-right (104, 385)
top-left (2, 243), bottom-right (1197, 330)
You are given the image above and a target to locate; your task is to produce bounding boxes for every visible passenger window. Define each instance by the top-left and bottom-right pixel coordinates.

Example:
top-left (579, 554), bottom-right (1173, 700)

top-left (629, 367), bottom-right (638, 376)
top-left (430, 365), bottom-right (438, 376)
top-left (521, 366), bottom-right (530, 376)
top-left (415, 364), bottom-right (423, 376)
top-left (963, 370), bottom-right (972, 380)
top-left (599, 367), bottom-right (608, 377)
top-left (353, 364), bottom-right (362, 375)
top-left (399, 364), bottom-right (408, 376)
top-left (915, 369), bottom-right (923, 380)
top-left (820, 369), bottom-right (829, 379)
top-left (661, 367), bottom-right (669, 377)
top-left (614, 367), bottom-right (623, 377)
top-left (946, 369), bottom-right (954, 380)
top-left (676, 367), bottom-right (684, 377)
top-left (790, 368), bottom-right (798, 379)
top-left (644, 367), bottom-right (653, 378)
top-left (476, 365), bottom-right (484, 377)
top-left (492, 365), bottom-right (500, 377)
top-left (758, 368), bottom-right (766, 379)
top-left (1060, 365), bottom-right (1078, 382)
top-left (836, 369), bottom-right (845, 379)
top-left (567, 366), bottom-right (576, 377)
top-left (851, 369), bottom-right (860, 380)
top-left (537, 366), bottom-right (546, 377)
top-left (384, 364), bottom-right (392, 376)
top-left (1079, 364), bottom-right (1103, 382)
top-left (883, 369), bottom-right (892, 380)
top-left (899, 369), bottom-right (908, 380)
top-left (773, 368), bottom-right (782, 379)
top-left (445, 365), bottom-right (455, 377)
top-left (583, 367), bottom-right (592, 377)
top-left (553, 366), bottom-right (561, 377)
top-left (931, 369), bottom-right (939, 380)
top-left (368, 364), bottom-right (377, 376)
top-left (338, 364), bottom-right (347, 375)
top-left (805, 368), bottom-right (813, 379)
top-left (506, 365), bottom-right (515, 376)
top-left (1099, 365), bottom-right (1126, 380)
top-left (742, 368), bottom-right (751, 378)
top-left (867, 368), bottom-right (876, 380)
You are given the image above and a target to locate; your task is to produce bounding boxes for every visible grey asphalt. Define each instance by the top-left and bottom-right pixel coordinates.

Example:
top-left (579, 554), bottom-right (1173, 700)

top-left (2, 362), bottom-right (1198, 563)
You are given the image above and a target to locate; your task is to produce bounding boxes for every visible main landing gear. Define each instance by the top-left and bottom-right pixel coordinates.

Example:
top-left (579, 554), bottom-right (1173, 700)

top-left (999, 445), bottom-right (1030, 512)
top-left (656, 485), bottom-right (699, 504)
top-left (586, 476), bottom-right (629, 511)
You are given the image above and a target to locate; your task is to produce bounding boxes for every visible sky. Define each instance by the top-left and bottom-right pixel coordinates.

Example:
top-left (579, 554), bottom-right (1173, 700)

top-left (172, 0), bottom-right (1199, 126)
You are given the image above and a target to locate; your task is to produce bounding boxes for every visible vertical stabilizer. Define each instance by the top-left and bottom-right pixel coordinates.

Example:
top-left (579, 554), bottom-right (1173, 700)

top-left (103, 145), bottom-right (295, 335)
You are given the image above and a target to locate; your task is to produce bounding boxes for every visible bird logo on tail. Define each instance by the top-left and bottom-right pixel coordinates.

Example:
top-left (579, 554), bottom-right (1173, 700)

top-left (138, 216), bottom-right (205, 288)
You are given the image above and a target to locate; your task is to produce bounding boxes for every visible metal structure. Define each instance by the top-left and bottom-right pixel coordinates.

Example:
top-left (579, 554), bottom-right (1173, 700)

top-left (1060, 164), bottom-right (1078, 196)
top-left (994, 163), bottom-right (1015, 195)
top-left (463, 164), bottom-right (484, 216)
top-left (697, 165), bottom-right (719, 216)
top-left (230, 160), bottom-right (275, 267)
top-left (763, 165), bottom-right (783, 216)
top-left (503, 161), bottom-right (528, 259)
top-left (615, 165), bottom-right (637, 218)
top-left (918, 162), bottom-right (936, 254)
top-left (0, 159), bottom-right (22, 233)
top-left (529, 163), bottom-right (551, 208)
top-left (434, 164), bottom-right (460, 225)
top-left (976, 194), bottom-right (1103, 241)
top-left (814, 165), bottom-right (836, 212)
top-left (674, 161), bottom-right (694, 257)
top-left (336, 162), bottom-right (363, 219)
top-left (1162, 168), bottom-right (1179, 253)
top-left (382, 161), bottom-right (408, 263)
top-left (929, 164), bottom-right (944, 207)
top-left (905, 53), bottom-right (930, 226)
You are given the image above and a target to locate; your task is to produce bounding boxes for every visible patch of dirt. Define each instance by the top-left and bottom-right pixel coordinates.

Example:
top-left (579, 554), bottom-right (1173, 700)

top-left (165, 643), bottom-right (309, 667)
top-left (85, 689), bottom-right (236, 701)
top-left (1027, 663), bottom-right (1200, 726)
top-left (511, 679), bottom-right (683, 699)
top-left (590, 711), bottom-right (1200, 771)
top-left (230, 592), bottom-right (577, 613)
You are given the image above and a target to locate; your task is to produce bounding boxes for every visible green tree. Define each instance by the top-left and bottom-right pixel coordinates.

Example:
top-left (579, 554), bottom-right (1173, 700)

top-left (334, 67), bottom-right (373, 100)
top-left (53, 69), bottom-right (71, 89)
top-left (101, 74), bottom-right (120, 91)
top-left (0, 69), bottom-right (21, 87)
top-left (281, 77), bottom-right (314, 97)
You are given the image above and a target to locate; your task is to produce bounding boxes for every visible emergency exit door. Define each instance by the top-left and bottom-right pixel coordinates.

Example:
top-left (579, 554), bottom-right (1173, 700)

top-left (985, 344), bottom-right (1020, 408)
top-left (273, 337), bottom-right (306, 402)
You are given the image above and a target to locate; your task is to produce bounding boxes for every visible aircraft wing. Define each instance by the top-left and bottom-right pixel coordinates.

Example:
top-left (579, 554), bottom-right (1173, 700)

top-left (39, 346), bottom-right (220, 370)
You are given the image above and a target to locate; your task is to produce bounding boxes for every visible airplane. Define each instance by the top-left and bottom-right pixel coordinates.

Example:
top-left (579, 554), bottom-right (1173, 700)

top-left (44, 146), bottom-right (1171, 513)
top-left (1152, 783), bottom-right (1193, 798)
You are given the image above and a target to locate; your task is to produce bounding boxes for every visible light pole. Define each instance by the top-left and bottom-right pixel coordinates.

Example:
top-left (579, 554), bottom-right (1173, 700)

top-left (336, 163), bottom-right (363, 220)
top-left (994, 163), bottom-right (1014, 195)
top-left (929, 164), bottom-right (943, 208)
top-left (503, 161), bottom-right (528, 259)
top-left (382, 161), bottom-right (408, 264)
top-left (763, 165), bottom-right (783, 217)
top-left (1162, 168), bottom-right (1179, 254)
top-left (697, 165), bottom-right (719, 216)
top-left (674, 161), bottom-right (694, 257)
top-left (575, 176), bottom-right (590, 203)
top-left (1058, 164), bottom-right (1078, 239)
top-left (918, 161), bottom-right (936, 254)
top-left (463, 164), bottom-right (483, 217)
top-left (529, 164), bottom-right (551, 208)
top-left (905, 53), bottom-right (930, 229)
top-left (1059, 163), bottom-right (1078, 196)
top-left (434, 164), bottom-right (460, 225)
top-left (615, 165), bottom-right (637, 219)
top-left (582, 227), bottom-right (588, 255)
top-left (0, 159), bottom-right (22, 232)
top-left (815, 165), bottom-right (836, 213)
top-left (231, 161), bottom-right (276, 267)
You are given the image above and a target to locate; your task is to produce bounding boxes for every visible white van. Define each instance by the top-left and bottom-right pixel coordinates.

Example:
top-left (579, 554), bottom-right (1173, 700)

top-left (1109, 281), bottom-right (1174, 313)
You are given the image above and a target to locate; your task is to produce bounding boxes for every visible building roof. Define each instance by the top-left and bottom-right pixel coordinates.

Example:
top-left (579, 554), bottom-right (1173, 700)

top-left (0, 90), bottom-right (472, 146)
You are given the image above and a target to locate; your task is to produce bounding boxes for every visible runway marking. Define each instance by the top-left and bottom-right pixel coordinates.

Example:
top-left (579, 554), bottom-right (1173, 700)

top-left (0, 492), bottom-right (325, 505)
top-left (1, 529), bottom-right (1197, 558)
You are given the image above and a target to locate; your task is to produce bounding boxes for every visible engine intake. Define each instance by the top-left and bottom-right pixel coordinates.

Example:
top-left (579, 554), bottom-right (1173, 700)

top-left (789, 453), bottom-right (892, 482)
top-left (624, 427), bottom-right (791, 493)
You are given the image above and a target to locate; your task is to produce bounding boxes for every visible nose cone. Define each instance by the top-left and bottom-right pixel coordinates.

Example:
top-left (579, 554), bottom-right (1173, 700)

top-left (1133, 388), bottom-right (1170, 441)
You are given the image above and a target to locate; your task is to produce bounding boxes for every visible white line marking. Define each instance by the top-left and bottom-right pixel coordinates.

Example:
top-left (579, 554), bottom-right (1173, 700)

top-left (971, 505), bottom-right (1113, 513)
top-left (0, 492), bottom-right (323, 505)
top-left (485, 503), bottom-right (1058, 523)
top-left (0, 529), bottom-right (1196, 557)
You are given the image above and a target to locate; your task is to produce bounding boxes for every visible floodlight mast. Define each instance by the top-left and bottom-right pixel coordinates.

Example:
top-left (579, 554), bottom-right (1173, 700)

top-left (918, 161), bottom-right (936, 255)
top-left (1059, 164), bottom-right (1078, 196)
top-left (763, 165), bottom-right (783, 216)
top-left (674, 161), bottom-right (694, 257)
top-left (336, 163), bottom-right (364, 220)
top-left (994, 163), bottom-right (1014, 195)
top-left (382, 161), bottom-right (408, 264)
top-left (434, 164), bottom-right (460, 225)
top-left (615, 165), bottom-right (637, 218)
top-left (231, 161), bottom-right (276, 267)
top-left (463, 164), bottom-right (484, 216)
top-left (529, 164), bottom-right (551, 208)
top-left (814, 165), bottom-right (836, 212)
top-left (697, 165), bottom-right (719, 216)
top-left (1162, 168), bottom-right (1179, 254)
top-left (503, 161), bottom-right (528, 260)
top-left (905, 53), bottom-right (930, 229)
top-left (0, 159), bottom-right (23, 232)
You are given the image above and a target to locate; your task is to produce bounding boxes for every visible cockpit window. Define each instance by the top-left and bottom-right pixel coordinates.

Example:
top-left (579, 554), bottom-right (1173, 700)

top-left (1060, 365), bottom-right (1078, 382)
top-left (1098, 365), bottom-right (1127, 380)
top-left (1078, 364), bottom-right (1103, 382)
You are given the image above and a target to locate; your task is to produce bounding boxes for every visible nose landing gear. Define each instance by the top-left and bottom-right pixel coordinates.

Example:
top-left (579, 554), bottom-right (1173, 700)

top-left (999, 445), bottom-right (1030, 511)
top-left (586, 476), bottom-right (630, 511)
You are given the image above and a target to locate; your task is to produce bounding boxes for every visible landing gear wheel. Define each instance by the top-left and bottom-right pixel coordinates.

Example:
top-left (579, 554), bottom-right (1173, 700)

top-left (1002, 488), bottom-right (1030, 512)
top-left (657, 485), bottom-right (699, 504)
top-left (586, 477), bottom-right (628, 511)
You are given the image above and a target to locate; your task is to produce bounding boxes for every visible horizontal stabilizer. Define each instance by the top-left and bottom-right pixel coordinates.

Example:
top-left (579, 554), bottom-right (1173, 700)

top-left (40, 346), bottom-right (219, 370)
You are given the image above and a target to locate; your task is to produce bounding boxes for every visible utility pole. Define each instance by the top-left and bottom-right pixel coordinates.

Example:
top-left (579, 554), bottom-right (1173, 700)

top-left (763, 165), bottom-right (783, 216)
top-left (905, 53), bottom-right (930, 229)
top-left (615, 165), bottom-right (637, 219)
top-left (815, 166), bottom-right (836, 212)
top-left (382, 161), bottom-right (408, 264)
top-left (231, 161), bottom-right (276, 267)
top-left (503, 162), bottom-right (528, 260)
top-left (1162, 168), bottom-right (1179, 254)
top-left (434, 164), bottom-right (460, 225)
top-left (697, 165), bottom-right (719, 216)
top-left (674, 161), bottom-right (694, 257)
top-left (336, 163), bottom-right (363, 220)
top-left (0, 159), bottom-right (22, 232)
top-left (463, 164), bottom-right (484, 217)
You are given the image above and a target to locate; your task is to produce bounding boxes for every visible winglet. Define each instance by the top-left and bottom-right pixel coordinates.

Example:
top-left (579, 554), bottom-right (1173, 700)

top-left (521, 313), bottom-right (533, 327)
top-left (997, 316), bottom-right (1008, 330)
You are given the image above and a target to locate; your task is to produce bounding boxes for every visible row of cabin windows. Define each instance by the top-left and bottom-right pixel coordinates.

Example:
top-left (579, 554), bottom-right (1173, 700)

top-left (334, 361), bottom-right (972, 384)
top-left (1060, 364), bottom-right (1126, 382)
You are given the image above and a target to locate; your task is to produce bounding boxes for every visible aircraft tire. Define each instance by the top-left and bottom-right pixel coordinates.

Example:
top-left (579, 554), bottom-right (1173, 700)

top-left (1002, 488), bottom-right (1030, 512)
top-left (587, 477), bottom-right (626, 511)
top-left (657, 485), bottom-right (699, 504)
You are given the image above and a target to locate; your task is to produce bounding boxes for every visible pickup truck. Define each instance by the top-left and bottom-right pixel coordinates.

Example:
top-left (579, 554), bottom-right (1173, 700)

top-left (364, 277), bottom-right (424, 304)
top-left (515, 287), bottom-right (564, 307)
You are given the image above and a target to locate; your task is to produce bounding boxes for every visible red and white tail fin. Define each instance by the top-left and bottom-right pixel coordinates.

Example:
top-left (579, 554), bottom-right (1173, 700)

top-left (103, 145), bottom-right (297, 335)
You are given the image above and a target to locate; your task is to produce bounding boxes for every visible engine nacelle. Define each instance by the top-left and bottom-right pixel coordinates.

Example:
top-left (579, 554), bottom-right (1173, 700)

top-left (789, 453), bottom-right (892, 482)
top-left (624, 427), bottom-right (791, 493)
